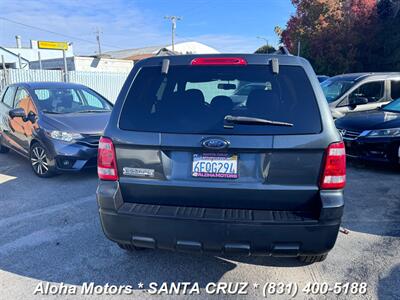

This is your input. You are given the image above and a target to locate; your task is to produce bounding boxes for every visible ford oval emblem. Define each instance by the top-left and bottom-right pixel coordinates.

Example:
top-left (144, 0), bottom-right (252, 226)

top-left (201, 137), bottom-right (230, 150)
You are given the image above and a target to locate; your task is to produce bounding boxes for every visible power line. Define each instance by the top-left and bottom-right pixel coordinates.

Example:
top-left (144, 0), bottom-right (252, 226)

top-left (0, 17), bottom-right (123, 50)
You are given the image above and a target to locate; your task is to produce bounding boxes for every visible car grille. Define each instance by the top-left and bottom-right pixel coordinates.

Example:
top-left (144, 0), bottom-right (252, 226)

top-left (338, 129), bottom-right (362, 140)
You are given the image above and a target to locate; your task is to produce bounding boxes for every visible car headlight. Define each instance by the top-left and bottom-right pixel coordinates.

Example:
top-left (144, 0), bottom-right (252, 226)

top-left (49, 130), bottom-right (83, 142)
top-left (366, 128), bottom-right (400, 138)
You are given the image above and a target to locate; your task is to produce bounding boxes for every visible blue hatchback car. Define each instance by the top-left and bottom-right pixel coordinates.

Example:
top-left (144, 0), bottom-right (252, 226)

top-left (0, 82), bottom-right (113, 177)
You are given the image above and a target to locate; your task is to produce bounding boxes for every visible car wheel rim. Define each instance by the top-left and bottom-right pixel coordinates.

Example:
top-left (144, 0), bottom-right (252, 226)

top-left (31, 146), bottom-right (49, 175)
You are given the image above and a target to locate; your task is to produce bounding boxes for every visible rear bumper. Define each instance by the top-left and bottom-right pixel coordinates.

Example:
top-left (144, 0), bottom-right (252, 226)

top-left (96, 181), bottom-right (344, 256)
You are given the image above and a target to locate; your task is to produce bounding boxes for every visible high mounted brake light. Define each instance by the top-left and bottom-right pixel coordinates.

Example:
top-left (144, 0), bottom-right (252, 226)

top-left (190, 57), bottom-right (247, 66)
top-left (320, 142), bottom-right (346, 189)
top-left (98, 137), bottom-right (118, 181)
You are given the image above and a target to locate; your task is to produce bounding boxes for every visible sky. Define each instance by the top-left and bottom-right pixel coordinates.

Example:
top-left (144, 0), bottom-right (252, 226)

top-left (0, 0), bottom-right (295, 55)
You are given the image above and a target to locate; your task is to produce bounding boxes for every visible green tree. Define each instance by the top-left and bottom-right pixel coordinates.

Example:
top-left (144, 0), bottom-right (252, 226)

top-left (254, 45), bottom-right (276, 54)
top-left (373, 0), bottom-right (400, 71)
top-left (281, 0), bottom-right (383, 75)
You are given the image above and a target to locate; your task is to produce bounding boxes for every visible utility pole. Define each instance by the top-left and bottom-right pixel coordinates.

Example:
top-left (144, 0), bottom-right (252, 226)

top-left (256, 36), bottom-right (269, 53)
top-left (164, 16), bottom-right (181, 52)
top-left (62, 50), bottom-right (68, 82)
top-left (297, 41), bottom-right (301, 56)
top-left (95, 27), bottom-right (103, 56)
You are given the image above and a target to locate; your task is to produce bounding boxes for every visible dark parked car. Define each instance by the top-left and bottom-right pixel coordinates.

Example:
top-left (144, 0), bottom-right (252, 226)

top-left (230, 82), bottom-right (272, 105)
top-left (0, 82), bottom-right (112, 177)
top-left (321, 73), bottom-right (400, 119)
top-left (96, 54), bottom-right (346, 263)
top-left (335, 98), bottom-right (400, 164)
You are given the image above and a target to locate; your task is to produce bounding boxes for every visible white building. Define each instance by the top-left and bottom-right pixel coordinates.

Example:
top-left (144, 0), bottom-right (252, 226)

top-left (105, 41), bottom-right (219, 62)
top-left (29, 56), bottom-right (133, 73)
top-left (0, 37), bottom-right (74, 69)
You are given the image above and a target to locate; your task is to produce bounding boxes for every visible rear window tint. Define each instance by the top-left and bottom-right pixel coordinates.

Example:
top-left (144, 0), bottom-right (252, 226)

top-left (119, 65), bottom-right (321, 135)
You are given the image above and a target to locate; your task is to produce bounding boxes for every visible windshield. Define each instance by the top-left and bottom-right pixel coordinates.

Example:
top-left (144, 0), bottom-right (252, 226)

top-left (321, 78), bottom-right (354, 103)
top-left (119, 65), bottom-right (321, 135)
top-left (33, 87), bottom-right (112, 114)
top-left (382, 98), bottom-right (400, 113)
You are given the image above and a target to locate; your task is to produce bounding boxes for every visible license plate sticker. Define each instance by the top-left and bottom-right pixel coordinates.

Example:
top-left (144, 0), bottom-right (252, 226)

top-left (192, 153), bottom-right (238, 179)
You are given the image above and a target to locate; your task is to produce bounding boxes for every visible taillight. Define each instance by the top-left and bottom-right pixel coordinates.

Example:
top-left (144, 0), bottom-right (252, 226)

top-left (320, 142), bottom-right (346, 189)
top-left (97, 137), bottom-right (118, 181)
top-left (191, 57), bottom-right (247, 66)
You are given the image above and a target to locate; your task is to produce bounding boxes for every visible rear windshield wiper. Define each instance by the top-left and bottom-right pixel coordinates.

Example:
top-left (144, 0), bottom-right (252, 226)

top-left (224, 115), bottom-right (293, 128)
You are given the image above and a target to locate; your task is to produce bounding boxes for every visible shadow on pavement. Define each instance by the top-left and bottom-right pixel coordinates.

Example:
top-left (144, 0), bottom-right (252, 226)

top-left (0, 150), bottom-right (398, 291)
top-left (342, 160), bottom-right (400, 238)
top-left (0, 151), bottom-right (306, 289)
top-left (0, 219), bottom-right (307, 288)
top-left (378, 264), bottom-right (400, 300)
top-left (0, 238), bottom-right (307, 289)
top-left (347, 158), bottom-right (400, 174)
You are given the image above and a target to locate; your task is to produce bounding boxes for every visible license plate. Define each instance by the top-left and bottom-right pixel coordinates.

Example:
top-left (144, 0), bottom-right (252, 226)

top-left (192, 153), bottom-right (238, 179)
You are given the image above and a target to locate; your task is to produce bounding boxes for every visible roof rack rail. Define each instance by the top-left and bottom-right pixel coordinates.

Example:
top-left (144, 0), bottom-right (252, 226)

top-left (274, 46), bottom-right (291, 55)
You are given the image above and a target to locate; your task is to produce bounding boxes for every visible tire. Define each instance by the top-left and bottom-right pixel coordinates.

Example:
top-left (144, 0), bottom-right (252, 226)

top-left (0, 142), bottom-right (9, 153)
top-left (117, 243), bottom-right (147, 252)
top-left (30, 142), bottom-right (56, 178)
top-left (298, 254), bottom-right (328, 263)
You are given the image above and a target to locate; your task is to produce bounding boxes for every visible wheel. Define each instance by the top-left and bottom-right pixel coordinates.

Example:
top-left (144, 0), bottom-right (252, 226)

top-left (30, 142), bottom-right (55, 178)
top-left (117, 243), bottom-right (147, 252)
top-left (0, 142), bottom-right (9, 153)
top-left (298, 254), bottom-right (328, 263)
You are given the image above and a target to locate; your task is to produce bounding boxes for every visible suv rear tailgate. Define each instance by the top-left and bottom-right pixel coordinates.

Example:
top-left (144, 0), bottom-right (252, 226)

top-left (115, 132), bottom-right (325, 211)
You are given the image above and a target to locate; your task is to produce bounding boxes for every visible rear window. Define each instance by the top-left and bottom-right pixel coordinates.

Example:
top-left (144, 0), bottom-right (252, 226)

top-left (119, 65), bottom-right (321, 135)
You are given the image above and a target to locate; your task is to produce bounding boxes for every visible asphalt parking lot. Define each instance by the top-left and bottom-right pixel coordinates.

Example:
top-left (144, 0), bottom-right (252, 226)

top-left (0, 151), bottom-right (399, 300)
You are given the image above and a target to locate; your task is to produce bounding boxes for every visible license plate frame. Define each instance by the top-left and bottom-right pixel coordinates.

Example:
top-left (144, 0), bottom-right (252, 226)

top-left (192, 153), bottom-right (238, 179)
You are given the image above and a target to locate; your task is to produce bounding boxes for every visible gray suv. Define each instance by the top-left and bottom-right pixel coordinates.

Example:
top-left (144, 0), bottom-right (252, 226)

top-left (96, 54), bottom-right (346, 263)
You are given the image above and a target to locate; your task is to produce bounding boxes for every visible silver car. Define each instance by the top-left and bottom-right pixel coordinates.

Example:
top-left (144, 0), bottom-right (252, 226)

top-left (322, 73), bottom-right (400, 119)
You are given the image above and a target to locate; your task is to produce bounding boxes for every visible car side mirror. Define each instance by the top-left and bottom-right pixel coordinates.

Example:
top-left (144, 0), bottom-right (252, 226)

top-left (349, 97), bottom-right (368, 107)
top-left (9, 108), bottom-right (26, 119)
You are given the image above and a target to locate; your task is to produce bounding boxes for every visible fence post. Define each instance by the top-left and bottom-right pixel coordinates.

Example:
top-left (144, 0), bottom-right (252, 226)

top-left (62, 50), bottom-right (69, 82)
top-left (297, 41), bottom-right (301, 56)
top-left (18, 53), bottom-right (22, 69)
top-left (38, 51), bottom-right (42, 70)
top-left (1, 55), bottom-right (6, 89)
